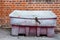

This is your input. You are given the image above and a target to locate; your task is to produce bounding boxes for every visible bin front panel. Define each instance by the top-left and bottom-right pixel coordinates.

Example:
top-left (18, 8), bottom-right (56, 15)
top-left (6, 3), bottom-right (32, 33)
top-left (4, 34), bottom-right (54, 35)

top-left (10, 18), bottom-right (56, 26)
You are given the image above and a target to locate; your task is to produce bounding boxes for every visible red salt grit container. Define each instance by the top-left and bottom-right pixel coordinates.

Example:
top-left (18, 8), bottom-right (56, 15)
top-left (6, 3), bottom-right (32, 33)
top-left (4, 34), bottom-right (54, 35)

top-left (9, 10), bottom-right (57, 37)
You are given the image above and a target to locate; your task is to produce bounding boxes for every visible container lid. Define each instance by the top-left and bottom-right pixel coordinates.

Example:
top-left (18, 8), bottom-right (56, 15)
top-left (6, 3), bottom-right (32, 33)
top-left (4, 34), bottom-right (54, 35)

top-left (9, 10), bottom-right (57, 19)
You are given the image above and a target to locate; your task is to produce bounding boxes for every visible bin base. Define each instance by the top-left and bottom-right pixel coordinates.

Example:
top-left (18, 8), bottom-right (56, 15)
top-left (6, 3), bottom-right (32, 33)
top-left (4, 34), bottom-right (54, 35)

top-left (18, 34), bottom-right (26, 36)
top-left (40, 34), bottom-right (47, 37)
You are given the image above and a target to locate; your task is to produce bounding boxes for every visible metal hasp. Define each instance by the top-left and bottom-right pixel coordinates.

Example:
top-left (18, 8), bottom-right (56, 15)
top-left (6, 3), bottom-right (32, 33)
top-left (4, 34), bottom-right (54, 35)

top-left (35, 17), bottom-right (40, 24)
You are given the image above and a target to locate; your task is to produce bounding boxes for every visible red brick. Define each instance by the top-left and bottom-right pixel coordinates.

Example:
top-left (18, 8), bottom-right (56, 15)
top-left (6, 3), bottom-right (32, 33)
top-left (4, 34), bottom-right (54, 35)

top-left (0, 0), bottom-right (60, 27)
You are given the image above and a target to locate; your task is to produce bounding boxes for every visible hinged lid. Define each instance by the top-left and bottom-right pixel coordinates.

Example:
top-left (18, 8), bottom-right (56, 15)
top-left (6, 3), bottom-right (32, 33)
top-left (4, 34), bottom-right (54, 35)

top-left (9, 10), bottom-right (57, 19)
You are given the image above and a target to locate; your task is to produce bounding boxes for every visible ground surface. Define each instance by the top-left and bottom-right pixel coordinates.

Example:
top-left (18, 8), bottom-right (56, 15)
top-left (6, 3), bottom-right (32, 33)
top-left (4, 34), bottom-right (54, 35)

top-left (0, 28), bottom-right (60, 40)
